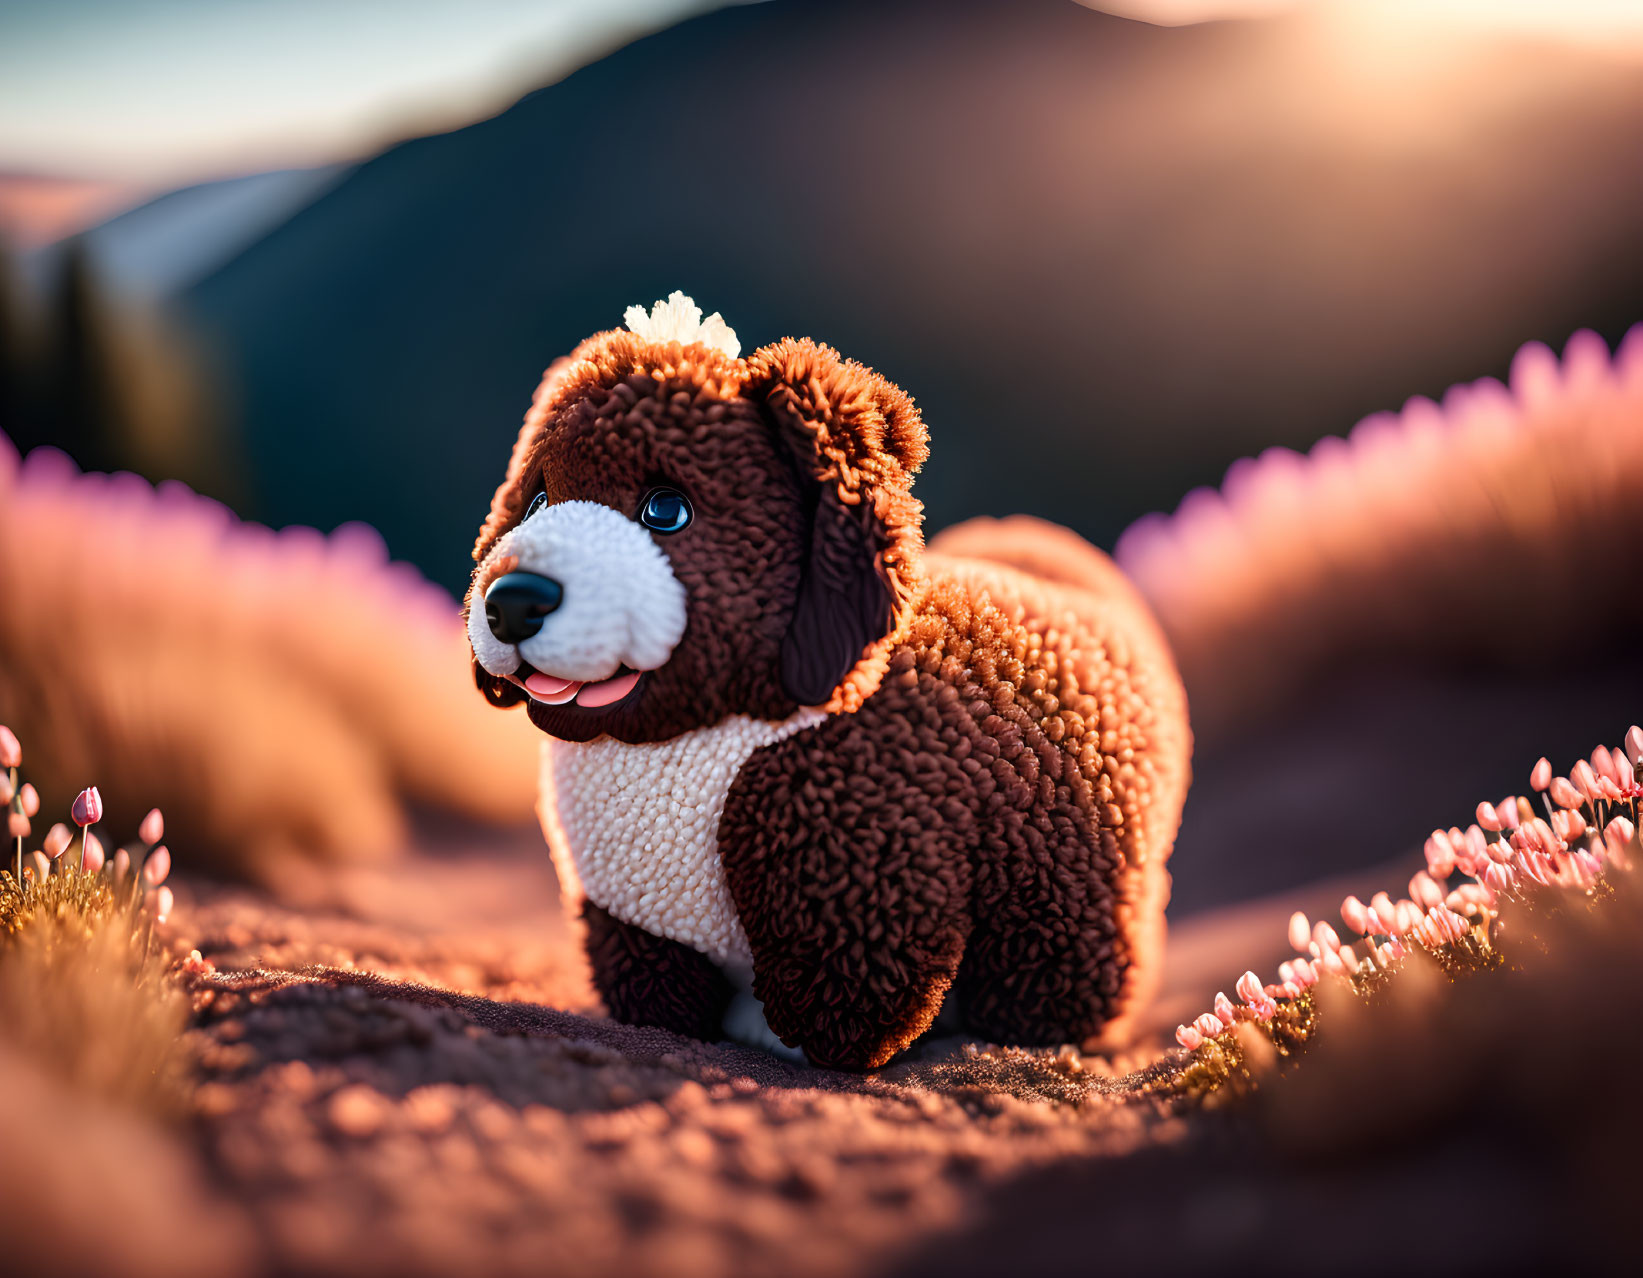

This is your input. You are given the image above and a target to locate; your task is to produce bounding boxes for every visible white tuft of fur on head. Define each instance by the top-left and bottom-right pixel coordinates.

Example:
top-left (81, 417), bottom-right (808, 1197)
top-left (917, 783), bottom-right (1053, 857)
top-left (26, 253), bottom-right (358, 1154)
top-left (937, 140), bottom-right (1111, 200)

top-left (469, 500), bottom-right (688, 683)
top-left (623, 291), bottom-right (740, 359)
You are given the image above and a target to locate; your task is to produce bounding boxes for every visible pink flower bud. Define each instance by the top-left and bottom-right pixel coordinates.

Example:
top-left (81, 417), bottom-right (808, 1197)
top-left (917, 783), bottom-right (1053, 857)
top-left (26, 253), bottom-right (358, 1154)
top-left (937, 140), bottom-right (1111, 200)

top-left (19, 784), bottom-right (38, 818)
top-left (142, 844), bottom-right (170, 888)
top-left (0, 726), bottom-right (19, 769)
top-left (1312, 920), bottom-right (1341, 952)
top-left (1337, 944), bottom-right (1361, 975)
top-left (138, 808), bottom-right (164, 845)
top-left (1464, 826), bottom-right (1489, 862)
top-left (1291, 958), bottom-right (1317, 987)
top-left (80, 832), bottom-right (104, 875)
top-left (1382, 934), bottom-right (1407, 961)
top-left (1447, 883), bottom-right (1496, 912)
top-left (1605, 816), bottom-right (1636, 857)
top-left (1320, 948), bottom-right (1346, 977)
top-left (1496, 797), bottom-right (1521, 829)
top-left (1531, 757), bottom-right (1553, 791)
top-left (1613, 748), bottom-right (1632, 785)
top-left (1193, 1013), bottom-right (1223, 1039)
top-left (1340, 895), bottom-right (1371, 934)
top-left (1593, 746), bottom-right (1622, 787)
top-left (1484, 861), bottom-right (1515, 894)
top-left (1236, 970), bottom-right (1265, 1006)
top-left (43, 823), bottom-right (70, 858)
top-left (1573, 760), bottom-right (1601, 804)
top-left (1627, 726), bottom-right (1643, 768)
top-left (1370, 892), bottom-right (1398, 934)
top-left (0, 774), bottom-right (12, 805)
top-left (1253, 998), bottom-right (1278, 1020)
top-left (1574, 849), bottom-right (1604, 880)
top-left (71, 787), bottom-right (103, 827)
top-left (1394, 899), bottom-right (1422, 935)
top-left (6, 812), bottom-right (27, 839)
top-left (1287, 911), bottom-right (1311, 952)
top-left (1409, 872), bottom-right (1444, 911)
top-left (1424, 833), bottom-right (1456, 879)
top-left (26, 850), bottom-right (48, 882)
top-left (1176, 1025), bottom-right (1203, 1050)
top-left (112, 848), bottom-right (131, 882)
top-left (1549, 777), bottom-right (1584, 810)
top-left (1552, 809), bottom-right (1586, 842)
top-left (1214, 992), bottom-right (1237, 1025)
top-left (149, 885), bottom-right (174, 924)
top-left (1475, 801), bottom-right (1500, 832)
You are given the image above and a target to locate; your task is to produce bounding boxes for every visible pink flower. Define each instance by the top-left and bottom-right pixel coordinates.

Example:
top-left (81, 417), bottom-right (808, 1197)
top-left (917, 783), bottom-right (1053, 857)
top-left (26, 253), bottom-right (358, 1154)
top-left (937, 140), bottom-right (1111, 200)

top-left (1312, 920), bottom-right (1342, 952)
top-left (1291, 958), bottom-right (1317, 987)
top-left (1252, 998), bottom-right (1278, 1020)
top-left (19, 784), bottom-right (37, 817)
top-left (43, 823), bottom-right (70, 858)
top-left (6, 812), bottom-right (28, 839)
top-left (1447, 883), bottom-right (1496, 911)
top-left (1483, 861), bottom-right (1516, 895)
top-left (1235, 970), bottom-right (1265, 1006)
top-left (142, 844), bottom-right (171, 888)
top-left (1626, 726), bottom-right (1643, 768)
top-left (0, 726), bottom-right (19, 770)
top-left (138, 808), bottom-right (164, 845)
top-left (1213, 992), bottom-right (1238, 1025)
top-left (1337, 945), bottom-right (1362, 975)
top-left (149, 885), bottom-right (174, 924)
top-left (71, 787), bottom-right (103, 827)
top-left (1475, 801), bottom-right (1500, 832)
top-left (1549, 777), bottom-right (1584, 810)
top-left (1496, 797), bottom-right (1521, 829)
top-left (26, 850), bottom-right (48, 882)
top-left (1593, 746), bottom-right (1622, 787)
top-left (112, 848), bottom-right (131, 882)
top-left (1287, 911), bottom-right (1311, 951)
top-left (1573, 849), bottom-right (1604, 880)
top-left (1394, 899), bottom-right (1422, 935)
top-left (0, 774), bottom-right (11, 805)
top-left (1552, 809), bottom-right (1587, 842)
top-left (1572, 760), bottom-right (1601, 804)
top-left (1424, 832), bottom-right (1456, 879)
top-left (1604, 816), bottom-right (1636, 858)
top-left (1193, 1013), bottom-right (1224, 1039)
top-left (1370, 892), bottom-right (1398, 934)
top-left (1176, 1024), bottom-right (1203, 1050)
top-left (1408, 871), bottom-right (1444, 911)
top-left (80, 832), bottom-right (104, 874)
top-left (1340, 895), bottom-right (1371, 934)
top-left (1531, 757), bottom-right (1553, 791)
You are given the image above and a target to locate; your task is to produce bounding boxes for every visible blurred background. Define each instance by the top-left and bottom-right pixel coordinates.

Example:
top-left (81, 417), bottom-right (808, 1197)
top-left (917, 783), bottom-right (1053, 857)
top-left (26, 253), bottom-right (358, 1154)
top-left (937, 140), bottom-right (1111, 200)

top-left (3, 0), bottom-right (1642, 910)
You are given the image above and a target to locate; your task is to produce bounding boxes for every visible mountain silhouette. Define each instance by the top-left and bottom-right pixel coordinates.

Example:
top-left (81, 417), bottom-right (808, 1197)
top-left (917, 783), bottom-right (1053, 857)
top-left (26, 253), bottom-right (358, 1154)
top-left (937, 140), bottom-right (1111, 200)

top-left (181, 0), bottom-right (1643, 593)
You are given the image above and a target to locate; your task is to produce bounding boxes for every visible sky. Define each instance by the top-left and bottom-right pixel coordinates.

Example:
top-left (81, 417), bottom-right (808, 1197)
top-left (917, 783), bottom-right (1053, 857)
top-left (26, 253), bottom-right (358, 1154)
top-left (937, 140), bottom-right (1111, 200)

top-left (0, 0), bottom-right (726, 184)
top-left (1, 0), bottom-right (1639, 188)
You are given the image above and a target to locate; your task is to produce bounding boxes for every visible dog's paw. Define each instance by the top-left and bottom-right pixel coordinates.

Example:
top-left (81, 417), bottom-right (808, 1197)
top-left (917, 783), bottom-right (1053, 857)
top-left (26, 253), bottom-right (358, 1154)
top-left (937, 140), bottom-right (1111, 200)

top-left (720, 976), bottom-right (806, 1063)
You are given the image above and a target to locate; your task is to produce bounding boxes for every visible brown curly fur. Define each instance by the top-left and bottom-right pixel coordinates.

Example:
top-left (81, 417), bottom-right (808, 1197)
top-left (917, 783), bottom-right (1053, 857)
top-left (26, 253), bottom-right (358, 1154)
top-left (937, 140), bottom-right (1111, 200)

top-left (468, 322), bottom-right (1191, 1068)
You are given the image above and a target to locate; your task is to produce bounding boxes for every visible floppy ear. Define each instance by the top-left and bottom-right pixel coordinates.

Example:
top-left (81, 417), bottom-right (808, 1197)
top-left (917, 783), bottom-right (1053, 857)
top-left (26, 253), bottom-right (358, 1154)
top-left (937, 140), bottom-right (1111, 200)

top-left (745, 338), bottom-right (929, 710)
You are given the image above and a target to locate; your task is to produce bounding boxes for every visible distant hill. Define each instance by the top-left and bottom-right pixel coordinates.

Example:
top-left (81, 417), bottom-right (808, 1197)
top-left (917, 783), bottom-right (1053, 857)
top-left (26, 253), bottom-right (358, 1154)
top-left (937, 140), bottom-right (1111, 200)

top-left (28, 167), bottom-right (348, 301)
top-left (181, 0), bottom-right (1643, 593)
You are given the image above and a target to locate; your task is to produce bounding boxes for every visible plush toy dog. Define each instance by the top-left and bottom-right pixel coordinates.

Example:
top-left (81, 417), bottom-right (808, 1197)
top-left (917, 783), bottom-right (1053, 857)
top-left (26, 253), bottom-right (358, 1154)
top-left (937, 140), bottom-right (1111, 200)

top-left (467, 294), bottom-right (1191, 1070)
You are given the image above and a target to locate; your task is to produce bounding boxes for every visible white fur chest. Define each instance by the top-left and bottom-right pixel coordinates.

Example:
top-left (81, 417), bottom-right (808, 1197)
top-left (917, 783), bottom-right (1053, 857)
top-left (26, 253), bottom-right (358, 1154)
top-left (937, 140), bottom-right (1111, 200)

top-left (538, 708), bottom-right (827, 966)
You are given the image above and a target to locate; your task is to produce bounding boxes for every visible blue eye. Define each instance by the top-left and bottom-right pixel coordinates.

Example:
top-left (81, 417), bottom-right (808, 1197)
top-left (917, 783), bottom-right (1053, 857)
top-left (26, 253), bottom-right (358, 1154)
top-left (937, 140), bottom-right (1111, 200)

top-left (639, 487), bottom-right (692, 534)
top-left (526, 491), bottom-right (549, 520)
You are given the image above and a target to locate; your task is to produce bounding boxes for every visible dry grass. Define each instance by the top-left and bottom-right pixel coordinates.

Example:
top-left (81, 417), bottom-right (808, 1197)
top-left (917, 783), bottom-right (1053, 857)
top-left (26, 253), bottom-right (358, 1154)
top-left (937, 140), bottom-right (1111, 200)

top-left (1118, 327), bottom-right (1643, 739)
top-left (0, 433), bottom-right (540, 883)
top-left (0, 867), bottom-right (187, 1112)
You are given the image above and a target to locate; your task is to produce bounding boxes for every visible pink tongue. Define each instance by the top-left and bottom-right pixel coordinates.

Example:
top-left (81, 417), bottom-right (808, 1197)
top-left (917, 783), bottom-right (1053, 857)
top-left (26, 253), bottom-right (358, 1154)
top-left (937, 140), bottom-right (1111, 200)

top-left (576, 671), bottom-right (641, 708)
top-left (524, 673), bottom-right (581, 703)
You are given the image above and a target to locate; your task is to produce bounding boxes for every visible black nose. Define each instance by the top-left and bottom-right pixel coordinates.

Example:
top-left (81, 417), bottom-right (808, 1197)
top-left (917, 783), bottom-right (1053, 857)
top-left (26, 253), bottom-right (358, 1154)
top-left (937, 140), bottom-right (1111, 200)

top-left (484, 571), bottom-right (563, 644)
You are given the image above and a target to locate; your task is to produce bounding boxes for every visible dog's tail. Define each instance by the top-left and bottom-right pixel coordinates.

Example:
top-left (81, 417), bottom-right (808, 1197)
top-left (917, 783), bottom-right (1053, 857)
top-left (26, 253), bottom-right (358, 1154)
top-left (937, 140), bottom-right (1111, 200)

top-left (1113, 327), bottom-right (1643, 742)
